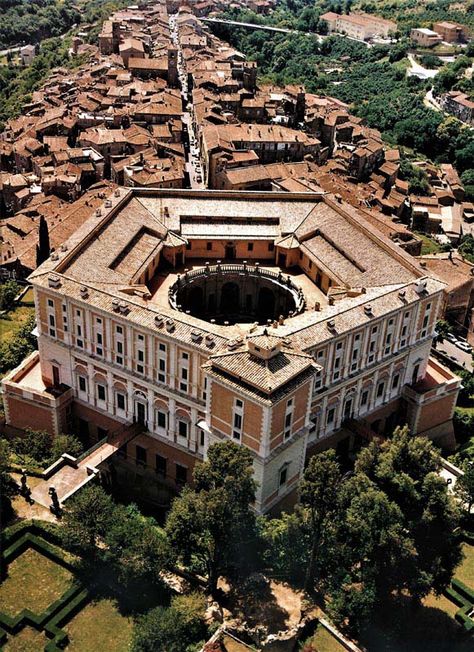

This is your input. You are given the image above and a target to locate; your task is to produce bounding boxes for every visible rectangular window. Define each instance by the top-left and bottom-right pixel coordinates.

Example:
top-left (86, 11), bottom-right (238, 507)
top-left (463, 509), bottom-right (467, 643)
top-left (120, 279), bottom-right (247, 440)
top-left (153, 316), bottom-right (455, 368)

top-left (136, 445), bottom-right (147, 467)
top-left (421, 302), bottom-right (432, 338)
top-left (232, 398), bottom-right (244, 440)
top-left (78, 376), bottom-right (87, 393)
top-left (284, 397), bottom-right (294, 440)
top-left (327, 407), bottom-right (335, 425)
top-left (377, 382), bottom-right (385, 399)
top-left (178, 420), bottom-right (188, 439)
top-left (176, 463), bottom-right (187, 484)
top-left (48, 299), bottom-right (54, 308)
top-left (97, 384), bottom-right (106, 401)
top-left (156, 410), bottom-right (167, 430)
top-left (180, 357), bottom-right (188, 392)
top-left (392, 374), bottom-right (400, 390)
top-left (206, 242), bottom-right (212, 251)
top-left (156, 454), bottom-right (167, 477)
top-left (248, 242), bottom-right (254, 252)
top-left (361, 389), bottom-right (369, 407)
top-left (279, 466), bottom-right (288, 487)
top-left (116, 393), bottom-right (126, 410)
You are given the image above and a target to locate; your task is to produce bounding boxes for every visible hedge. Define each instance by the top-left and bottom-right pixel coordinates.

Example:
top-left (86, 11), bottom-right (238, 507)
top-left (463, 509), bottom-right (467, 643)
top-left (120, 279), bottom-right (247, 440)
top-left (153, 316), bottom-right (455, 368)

top-left (0, 522), bottom-right (89, 651)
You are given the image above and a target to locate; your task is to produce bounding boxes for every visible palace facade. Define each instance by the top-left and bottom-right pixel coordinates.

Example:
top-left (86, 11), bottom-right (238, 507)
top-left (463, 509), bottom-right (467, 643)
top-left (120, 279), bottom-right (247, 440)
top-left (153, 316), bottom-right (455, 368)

top-left (2, 189), bottom-right (460, 512)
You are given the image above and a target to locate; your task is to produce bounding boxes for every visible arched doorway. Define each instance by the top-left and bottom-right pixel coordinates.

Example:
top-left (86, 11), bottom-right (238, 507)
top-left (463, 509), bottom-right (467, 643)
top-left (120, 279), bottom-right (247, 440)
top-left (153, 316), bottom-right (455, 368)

top-left (257, 287), bottom-right (275, 319)
top-left (220, 282), bottom-right (240, 314)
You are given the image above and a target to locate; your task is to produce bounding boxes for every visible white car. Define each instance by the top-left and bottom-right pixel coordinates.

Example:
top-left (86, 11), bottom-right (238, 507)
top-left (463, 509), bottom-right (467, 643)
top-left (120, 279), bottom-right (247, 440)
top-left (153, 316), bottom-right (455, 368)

top-left (457, 341), bottom-right (472, 353)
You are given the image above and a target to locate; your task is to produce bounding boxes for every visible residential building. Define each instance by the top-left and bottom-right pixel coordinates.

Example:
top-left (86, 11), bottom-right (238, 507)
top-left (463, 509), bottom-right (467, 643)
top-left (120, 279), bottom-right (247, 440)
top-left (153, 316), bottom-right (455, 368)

top-left (410, 28), bottom-right (442, 48)
top-left (320, 12), bottom-right (396, 40)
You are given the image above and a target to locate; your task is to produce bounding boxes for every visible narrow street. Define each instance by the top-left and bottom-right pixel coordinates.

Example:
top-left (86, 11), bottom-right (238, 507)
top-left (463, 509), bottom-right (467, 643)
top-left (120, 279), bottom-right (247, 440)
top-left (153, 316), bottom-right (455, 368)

top-left (169, 14), bottom-right (205, 189)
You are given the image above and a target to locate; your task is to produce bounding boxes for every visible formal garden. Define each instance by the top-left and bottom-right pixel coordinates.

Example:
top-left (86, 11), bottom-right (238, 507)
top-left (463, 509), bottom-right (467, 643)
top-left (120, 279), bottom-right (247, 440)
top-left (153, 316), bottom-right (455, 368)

top-left (1, 428), bottom-right (473, 651)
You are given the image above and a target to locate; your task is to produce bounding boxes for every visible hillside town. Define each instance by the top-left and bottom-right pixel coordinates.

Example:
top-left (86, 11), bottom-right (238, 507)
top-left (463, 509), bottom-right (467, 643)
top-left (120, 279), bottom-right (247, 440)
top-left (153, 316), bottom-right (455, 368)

top-left (0, 1), bottom-right (474, 651)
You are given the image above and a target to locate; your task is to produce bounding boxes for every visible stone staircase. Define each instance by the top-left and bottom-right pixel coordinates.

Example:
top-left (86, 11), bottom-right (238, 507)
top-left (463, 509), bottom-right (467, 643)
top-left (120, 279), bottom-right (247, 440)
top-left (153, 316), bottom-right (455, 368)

top-left (30, 422), bottom-right (142, 509)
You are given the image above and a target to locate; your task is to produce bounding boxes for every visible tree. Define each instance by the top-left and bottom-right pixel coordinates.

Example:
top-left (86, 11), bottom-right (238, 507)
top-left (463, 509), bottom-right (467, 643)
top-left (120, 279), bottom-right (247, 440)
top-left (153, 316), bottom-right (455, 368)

top-left (293, 427), bottom-right (464, 634)
top-left (299, 449), bottom-right (342, 592)
top-left (0, 314), bottom-right (37, 375)
top-left (455, 462), bottom-right (474, 514)
top-left (50, 433), bottom-right (83, 463)
top-left (166, 441), bottom-right (257, 594)
top-left (259, 511), bottom-right (309, 584)
top-left (353, 427), bottom-right (462, 601)
top-left (0, 280), bottom-right (19, 311)
top-left (104, 503), bottom-right (173, 586)
top-left (12, 428), bottom-right (52, 465)
top-left (131, 592), bottom-right (207, 652)
top-left (61, 485), bottom-right (115, 556)
top-left (36, 214), bottom-right (50, 266)
top-left (434, 319), bottom-right (452, 344)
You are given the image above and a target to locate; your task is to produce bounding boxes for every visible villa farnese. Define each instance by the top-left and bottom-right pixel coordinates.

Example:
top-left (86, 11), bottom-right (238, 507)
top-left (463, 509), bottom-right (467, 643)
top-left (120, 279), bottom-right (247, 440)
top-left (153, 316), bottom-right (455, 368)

top-left (2, 188), bottom-right (460, 512)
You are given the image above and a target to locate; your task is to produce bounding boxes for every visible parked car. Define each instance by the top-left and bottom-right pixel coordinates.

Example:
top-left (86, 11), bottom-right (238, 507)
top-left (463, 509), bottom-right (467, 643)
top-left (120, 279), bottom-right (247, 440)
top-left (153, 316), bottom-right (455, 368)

top-left (457, 341), bottom-right (472, 353)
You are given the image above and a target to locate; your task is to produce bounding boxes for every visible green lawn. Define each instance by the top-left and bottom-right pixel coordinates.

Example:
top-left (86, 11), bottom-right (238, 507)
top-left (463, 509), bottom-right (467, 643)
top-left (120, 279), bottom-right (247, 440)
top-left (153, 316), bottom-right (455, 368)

top-left (309, 624), bottom-right (346, 651)
top-left (3, 626), bottom-right (48, 651)
top-left (0, 548), bottom-right (73, 617)
top-left (414, 232), bottom-right (442, 255)
top-left (456, 543), bottom-right (474, 587)
top-left (65, 598), bottom-right (134, 651)
top-left (360, 596), bottom-right (472, 652)
top-left (0, 304), bottom-right (35, 343)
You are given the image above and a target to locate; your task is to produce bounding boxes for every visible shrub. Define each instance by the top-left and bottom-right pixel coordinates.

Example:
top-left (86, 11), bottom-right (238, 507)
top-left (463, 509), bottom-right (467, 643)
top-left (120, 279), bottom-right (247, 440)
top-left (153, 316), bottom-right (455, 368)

top-left (11, 429), bottom-right (83, 468)
top-left (131, 592), bottom-right (208, 652)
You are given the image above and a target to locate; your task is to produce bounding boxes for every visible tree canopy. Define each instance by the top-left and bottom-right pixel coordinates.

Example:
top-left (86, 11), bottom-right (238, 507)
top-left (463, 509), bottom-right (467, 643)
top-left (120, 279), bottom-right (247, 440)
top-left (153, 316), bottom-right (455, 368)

top-left (166, 440), bottom-right (257, 594)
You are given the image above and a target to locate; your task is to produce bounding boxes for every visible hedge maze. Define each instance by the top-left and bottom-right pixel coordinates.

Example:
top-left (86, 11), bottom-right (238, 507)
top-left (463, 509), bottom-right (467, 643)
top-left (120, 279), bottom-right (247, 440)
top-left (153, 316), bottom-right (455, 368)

top-left (0, 522), bottom-right (88, 651)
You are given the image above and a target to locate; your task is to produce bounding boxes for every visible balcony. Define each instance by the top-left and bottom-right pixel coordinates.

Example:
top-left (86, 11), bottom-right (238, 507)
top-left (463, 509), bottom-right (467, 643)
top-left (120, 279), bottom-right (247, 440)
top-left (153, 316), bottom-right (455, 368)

top-left (2, 351), bottom-right (73, 411)
top-left (403, 357), bottom-right (461, 406)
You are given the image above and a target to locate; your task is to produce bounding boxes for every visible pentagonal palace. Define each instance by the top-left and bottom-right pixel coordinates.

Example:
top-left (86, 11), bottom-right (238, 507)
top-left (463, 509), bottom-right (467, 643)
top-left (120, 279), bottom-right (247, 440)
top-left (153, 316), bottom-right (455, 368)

top-left (2, 188), bottom-right (460, 512)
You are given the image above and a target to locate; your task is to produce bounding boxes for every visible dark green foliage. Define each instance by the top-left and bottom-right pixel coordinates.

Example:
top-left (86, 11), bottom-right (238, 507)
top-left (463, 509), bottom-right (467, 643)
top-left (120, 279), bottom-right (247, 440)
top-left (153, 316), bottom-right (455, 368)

top-left (458, 234), bottom-right (474, 265)
top-left (0, 438), bottom-right (18, 522)
top-left (0, 0), bottom-right (80, 50)
top-left (0, 281), bottom-right (19, 311)
top-left (103, 503), bottom-right (173, 587)
top-left (0, 314), bottom-right (37, 374)
top-left (10, 429), bottom-right (83, 469)
top-left (62, 486), bottom-right (172, 589)
top-left (435, 319), bottom-right (453, 344)
top-left (166, 441), bottom-right (257, 594)
top-left (457, 369), bottom-right (474, 405)
top-left (455, 462), bottom-right (474, 514)
top-left (399, 159), bottom-right (430, 195)
top-left (259, 511), bottom-right (309, 584)
top-left (419, 54), bottom-right (442, 69)
top-left (461, 169), bottom-right (474, 202)
top-left (262, 428), bottom-right (462, 634)
top-left (0, 37), bottom-right (79, 129)
top-left (61, 485), bottom-right (116, 556)
top-left (131, 592), bottom-right (208, 652)
top-left (299, 449), bottom-right (342, 592)
top-left (210, 11), bottom-right (474, 167)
